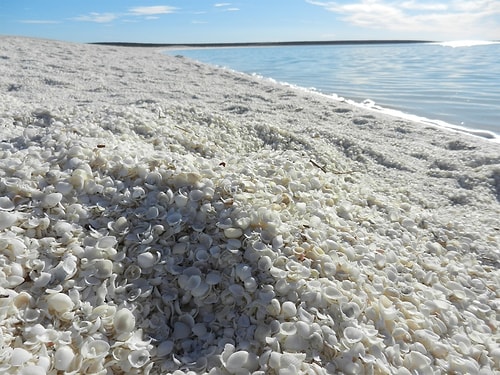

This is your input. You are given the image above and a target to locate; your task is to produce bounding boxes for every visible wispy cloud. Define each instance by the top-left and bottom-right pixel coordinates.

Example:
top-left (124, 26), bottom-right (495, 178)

top-left (306, 0), bottom-right (500, 38)
top-left (73, 12), bottom-right (118, 23)
top-left (19, 20), bottom-right (61, 24)
top-left (128, 6), bottom-right (177, 16)
top-left (73, 6), bottom-right (176, 24)
top-left (214, 3), bottom-right (239, 11)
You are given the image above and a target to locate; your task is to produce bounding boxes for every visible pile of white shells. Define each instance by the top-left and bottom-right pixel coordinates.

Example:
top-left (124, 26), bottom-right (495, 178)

top-left (1, 91), bottom-right (500, 373)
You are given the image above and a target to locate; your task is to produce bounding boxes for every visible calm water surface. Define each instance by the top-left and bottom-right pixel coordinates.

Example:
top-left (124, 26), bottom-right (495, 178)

top-left (171, 43), bottom-right (500, 137)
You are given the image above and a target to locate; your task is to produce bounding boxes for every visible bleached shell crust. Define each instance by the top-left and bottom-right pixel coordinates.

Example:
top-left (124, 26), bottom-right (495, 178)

top-left (0, 37), bottom-right (499, 375)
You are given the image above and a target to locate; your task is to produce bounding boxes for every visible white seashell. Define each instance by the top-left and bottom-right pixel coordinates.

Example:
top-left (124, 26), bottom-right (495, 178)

top-left (280, 322), bottom-right (297, 336)
top-left (278, 352), bottom-right (306, 372)
top-left (0, 197), bottom-right (15, 211)
top-left (224, 227), bottom-right (243, 239)
top-left (0, 211), bottom-right (17, 230)
top-left (227, 239), bottom-right (242, 251)
top-left (174, 193), bottom-right (189, 207)
top-left (243, 277), bottom-right (257, 291)
top-left (295, 321), bottom-right (311, 338)
top-left (341, 301), bottom-right (361, 319)
top-left (281, 301), bottom-right (297, 318)
top-left (19, 365), bottom-right (46, 375)
top-left (235, 264), bottom-right (252, 281)
top-left (284, 333), bottom-right (307, 351)
top-left (195, 249), bottom-right (209, 261)
top-left (7, 275), bottom-right (24, 287)
top-left (124, 265), bottom-right (142, 281)
top-left (323, 286), bottom-right (344, 301)
top-left (225, 351), bottom-right (259, 373)
top-left (94, 259), bottom-right (113, 278)
top-left (189, 189), bottom-right (204, 201)
top-left (166, 211), bottom-right (182, 226)
top-left (81, 339), bottom-right (110, 359)
top-left (132, 186), bottom-right (146, 199)
top-left (128, 349), bottom-right (150, 368)
top-left (228, 284), bottom-right (245, 297)
top-left (110, 216), bottom-right (129, 233)
top-left (47, 293), bottom-right (74, 314)
top-left (55, 181), bottom-right (73, 195)
top-left (137, 252), bottom-right (157, 268)
top-left (54, 345), bottom-right (75, 371)
top-left (22, 308), bottom-right (41, 323)
top-left (41, 192), bottom-right (63, 208)
top-left (95, 236), bottom-right (117, 250)
top-left (10, 347), bottom-right (32, 366)
top-left (402, 351), bottom-right (432, 371)
top-left (114, 308), bottom-right (135, 335)
top-left (343, 326), bottom-right (364, 344)
top-left (191, 281), bottom-right (210, 298)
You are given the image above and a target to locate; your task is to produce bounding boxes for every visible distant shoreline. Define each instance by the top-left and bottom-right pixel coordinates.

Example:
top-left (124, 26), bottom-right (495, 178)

top-left (90, 40), bottom-right (434, 48)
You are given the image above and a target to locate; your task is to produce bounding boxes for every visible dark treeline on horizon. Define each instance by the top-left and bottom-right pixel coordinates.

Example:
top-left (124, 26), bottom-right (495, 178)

top-left (90, 40), bottom-right (435, 48)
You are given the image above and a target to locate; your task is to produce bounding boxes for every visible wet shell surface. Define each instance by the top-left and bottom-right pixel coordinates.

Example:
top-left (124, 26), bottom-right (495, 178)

top-left (0, 36), bottom-right (500, 375)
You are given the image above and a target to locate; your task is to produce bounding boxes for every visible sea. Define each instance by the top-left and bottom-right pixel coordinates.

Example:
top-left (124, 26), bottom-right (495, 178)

top-left (169, 41), bottom-right (500, 140)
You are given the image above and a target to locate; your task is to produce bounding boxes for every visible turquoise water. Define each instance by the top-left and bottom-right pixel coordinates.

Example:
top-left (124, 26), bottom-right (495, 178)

top-left (170, 42), bottom-right (500, 138)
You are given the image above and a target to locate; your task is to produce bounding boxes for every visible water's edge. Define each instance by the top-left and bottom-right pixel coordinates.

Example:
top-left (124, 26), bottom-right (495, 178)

top-left (166, 43), bottom-right (500, 142)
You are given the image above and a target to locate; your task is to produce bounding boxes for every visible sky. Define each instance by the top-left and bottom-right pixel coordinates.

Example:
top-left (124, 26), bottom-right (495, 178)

top-left (1, 0), bottom-right (499, 44)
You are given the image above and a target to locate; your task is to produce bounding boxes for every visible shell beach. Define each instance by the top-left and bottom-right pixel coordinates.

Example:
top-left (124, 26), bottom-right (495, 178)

top-left (0, 36), bottom-right (499, 374)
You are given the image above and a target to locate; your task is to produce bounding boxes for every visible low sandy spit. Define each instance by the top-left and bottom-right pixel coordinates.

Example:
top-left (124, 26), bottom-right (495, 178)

top-left (0, 36), bottom-right (499, 374)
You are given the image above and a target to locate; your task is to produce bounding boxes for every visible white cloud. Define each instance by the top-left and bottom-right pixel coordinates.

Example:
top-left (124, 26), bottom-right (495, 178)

top-left (214, 3), bottom-right (232, 7)
top-left (401, 1), bottom-right (448, 11)
top-left (20, 20), bottom-right (61, 24)
top-left (73, 6), bottom-right (176, 24)
top-left (129, 6), bottom-right (177, 16)
top-left (226, 8), bottom-right (240, 11)
top-left (306, 0), bottom-right (500, 38)
top-left (73, 12), bottom-right (118, 23)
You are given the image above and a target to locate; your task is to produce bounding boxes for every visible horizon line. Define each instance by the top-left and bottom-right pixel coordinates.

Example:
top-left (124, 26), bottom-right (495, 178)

top-left (89, 39), bottom-right (437, 48)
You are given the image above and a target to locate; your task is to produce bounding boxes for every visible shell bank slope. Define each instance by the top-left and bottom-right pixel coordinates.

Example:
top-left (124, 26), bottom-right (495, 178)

top-left (0, 36), bottom-right (499, 374)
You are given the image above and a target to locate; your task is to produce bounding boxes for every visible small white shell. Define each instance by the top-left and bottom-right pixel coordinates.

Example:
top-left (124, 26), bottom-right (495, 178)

top-left (281, 301), bottom-right (297, 318)
top-left (95, 236), bottom-right (117, 250)
top-left (0, 196), bottom-right (15, 211)
top-left (10, 347), bottom-right (32, 366)
top-left (93, 259), bottom-right (113, 279)
top-left (343, 326), bottom-right (364, 344)
top-left (166, 211), bottom-right (182, 226)
top-left (55, 181), bottom-right (73, 195)
top-left (341, 301), bottom-right (361, 319)
top-left (224, 227), bottom-right (243, 239)
top-left (189, 189), bottom-right (204, 201)
top-left (41, 192), bottom-right (63, 208)
top-left (0, 211), bottom-right (17, 230)
top-left (47, 293), bottom-right (74, 314)
top-left (113, 308), bottom-right (135, 335)
top-left (225, 351), bottom-right (259, 373)
top-left (81, 339), bottom-right (110, 359)
top-left (19, 365), bottom-right (46, 375)
top-left (128, 349), bottom-right (150, 368)
top-left (54, 345), bottom-right (75, 371)
top-left (137, 252), bottom-right (157, 268)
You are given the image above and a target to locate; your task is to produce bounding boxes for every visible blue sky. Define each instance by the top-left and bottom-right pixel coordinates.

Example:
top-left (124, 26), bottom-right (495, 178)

top-left (1, 0), bottom-right (499, 43)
